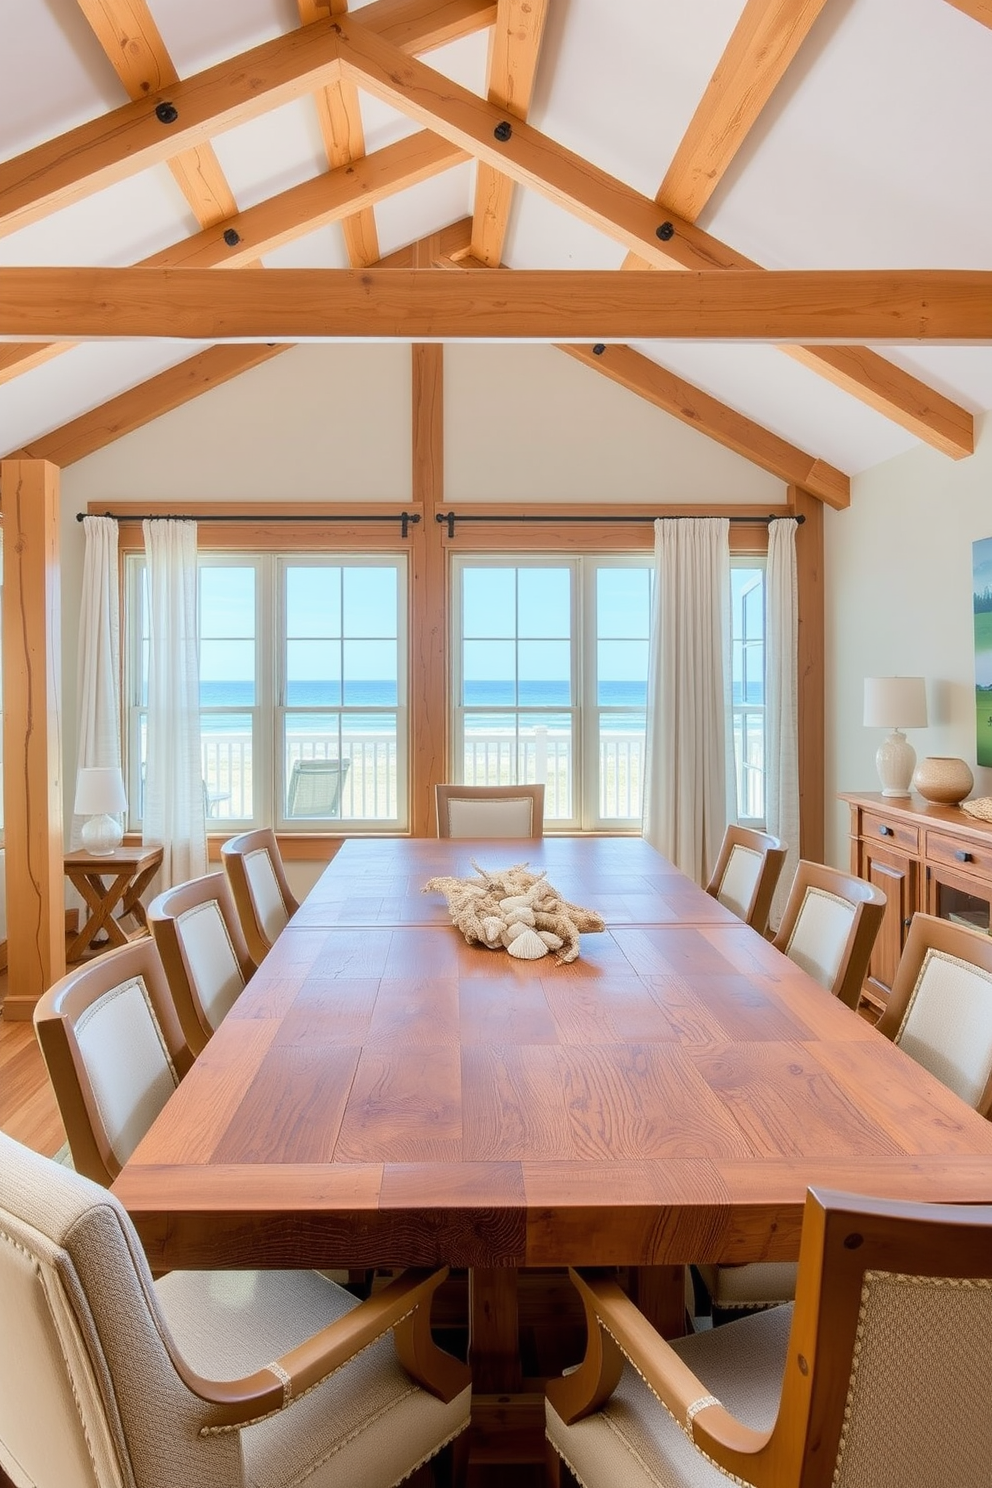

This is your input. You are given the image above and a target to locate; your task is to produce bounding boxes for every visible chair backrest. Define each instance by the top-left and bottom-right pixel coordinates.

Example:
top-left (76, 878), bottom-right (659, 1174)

top-left (876, 913), bottom-right (992, 1115)
top-left (220, 828), bottom-right (299, 963)
top-left (704, 824), bottom-right (787, 935)
top-left (772, 859), bottom-right (886, 1010)
top-left (0, 1130), bottom-right (246, 1488)
top-left (287, 757), bottom-right (349, 818)
top-left (34, 939), bottom-right (194, 1186)
top-left (435, 783), bottom-right (546, 839)
top-left (148, 872), bottom-right (256, 1056)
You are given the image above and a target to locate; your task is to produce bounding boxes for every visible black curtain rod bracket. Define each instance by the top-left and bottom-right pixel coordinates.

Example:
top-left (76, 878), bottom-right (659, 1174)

top-left (77, 510), bottom-right (422, 537)
top-left (435, 510), bottom-right (803, 538)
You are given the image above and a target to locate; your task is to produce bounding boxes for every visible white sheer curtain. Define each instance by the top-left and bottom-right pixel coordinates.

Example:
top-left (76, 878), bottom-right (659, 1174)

top-left (765, 517), bottom-right (800, 924)
top-left (642, 518), bottom-right (731, 884)
top-left (71, 516), bottom-right (122, 849)
top-left (142, 519), bottom-right (206, 886)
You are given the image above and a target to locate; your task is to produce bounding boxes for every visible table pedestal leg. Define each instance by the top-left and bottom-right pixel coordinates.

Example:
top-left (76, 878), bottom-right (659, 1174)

top-left (629, 1265), bottom-right (688, 1338)
top-left (469, 1268), bottom-right (521, 1392)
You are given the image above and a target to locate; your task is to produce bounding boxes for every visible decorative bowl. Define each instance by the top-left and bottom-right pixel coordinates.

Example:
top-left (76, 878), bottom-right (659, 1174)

top-left (912, 756), bottom-right (974, 806)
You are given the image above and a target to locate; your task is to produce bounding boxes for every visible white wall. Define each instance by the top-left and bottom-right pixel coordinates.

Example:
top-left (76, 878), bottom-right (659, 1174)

top-left (825, 411), bottom-right (992, 866)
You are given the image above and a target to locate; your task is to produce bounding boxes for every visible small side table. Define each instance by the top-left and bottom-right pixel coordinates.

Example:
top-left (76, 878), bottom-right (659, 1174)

top-left (63, 844), bottom-right (164, 963)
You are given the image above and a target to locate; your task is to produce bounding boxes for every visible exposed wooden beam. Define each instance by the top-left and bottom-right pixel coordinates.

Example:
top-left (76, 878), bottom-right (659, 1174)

top-left (76, 0), bottom-right (238, 227)
top-left (561, 344), bottom-right (850, 509)
top-left (299, 0), bottom-right (381, 267)
top-left (2, 266), bottom-right (988, 342)
top-left (471, 0), bottom-right (550, 266)
top-left (656, 0), bottom-right (831, 223)
top-left (3, 223), bottom-right (473, 466)
top-left (338, 16), bottom-right (976, 458)
top-left (0, 133), bottom-right (466, 384)
top-left (410, 344), bottom-right (447, 835)
top-left (943, 0), bottom-right (992, 26)
top-left (0, 0), bottom-right (494, 239)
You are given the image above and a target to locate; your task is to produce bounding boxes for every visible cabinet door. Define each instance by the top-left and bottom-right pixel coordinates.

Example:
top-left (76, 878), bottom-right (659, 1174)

top-left (861, 843), bottom-right (918, 1011)
top-left (925, 863), bottom-right (992, 935)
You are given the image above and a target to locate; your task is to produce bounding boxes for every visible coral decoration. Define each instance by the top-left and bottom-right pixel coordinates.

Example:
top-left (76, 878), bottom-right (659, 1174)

top-left (423, 861), bottom-right (605, 964)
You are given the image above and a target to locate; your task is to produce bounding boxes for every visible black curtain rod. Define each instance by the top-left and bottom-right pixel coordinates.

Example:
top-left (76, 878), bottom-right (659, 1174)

top-left (435, 510), bottom-right (803, 538)
top-left (77, 510), bottom-right (421, 536)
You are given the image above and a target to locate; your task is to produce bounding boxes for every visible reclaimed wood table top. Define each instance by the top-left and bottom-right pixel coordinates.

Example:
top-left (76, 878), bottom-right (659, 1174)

top-left (113, 838), bottom-right (992, 1275)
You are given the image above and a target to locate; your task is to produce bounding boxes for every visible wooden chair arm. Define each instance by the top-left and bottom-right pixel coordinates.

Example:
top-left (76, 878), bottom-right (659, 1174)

top-left (549, 1269), bottom-right (769, 1462)
top-left (176, 1267), bottom-right (469, 1431)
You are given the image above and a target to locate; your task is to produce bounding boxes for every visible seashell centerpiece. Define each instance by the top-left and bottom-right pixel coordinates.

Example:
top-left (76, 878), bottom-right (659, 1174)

top-left (423, 861), bottom-right (605, 964)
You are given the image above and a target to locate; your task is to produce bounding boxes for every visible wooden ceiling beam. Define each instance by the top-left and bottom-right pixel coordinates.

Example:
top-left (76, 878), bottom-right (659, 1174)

top-left (75, 0), bottom-right (237, 227)
top-left (2, 266), bottom-right (988, 342)
top-left (943, 1), bottom-right (992, 27)
top-left (654, 0), bottom-right (832, 224)
top-left (471, 0), bottom-right (550, 266)
top-left (0, 0), bottom-right (494, 239)
top-left (561, 343), bottom-right (849, 509)
top-left (0, 132), bottom-right (465, 385)
top-left (2, 222), bottom-right (473, 467)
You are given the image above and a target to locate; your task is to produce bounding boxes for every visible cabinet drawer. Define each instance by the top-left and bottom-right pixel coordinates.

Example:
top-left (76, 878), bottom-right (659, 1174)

top-left (862, 812), bottom-right (919, 854)
top-left (926, 831), bottom-right (992, 881)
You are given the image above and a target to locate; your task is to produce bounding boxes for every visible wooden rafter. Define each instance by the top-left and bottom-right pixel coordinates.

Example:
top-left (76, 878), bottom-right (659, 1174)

top-left (2, 266), bottom-right (988, 342)
top-left (943, 0), bottom-right (992, 26)
top-left (654, 0), bottom-right (832, 225)
top-left (337, 15), bottom-right (976, 458)
top-left (0, 133), bottom-right (466, 385)
top-left (561, 344), bottom-right (850, 510)
top-left (2, 223), bottom-right (473, 467)
top-left (471, 0), bottom-right (550, 266)
top-left (299, 0), bottom-right (380, 267)
top-left (0, 0), bottom-right (494, 239)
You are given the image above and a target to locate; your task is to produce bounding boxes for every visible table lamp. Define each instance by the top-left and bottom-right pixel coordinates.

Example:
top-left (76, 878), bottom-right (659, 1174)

top-left (74, 766), bottom-right (127, 855)
top-left (863, 677), bottom-right (928, 797)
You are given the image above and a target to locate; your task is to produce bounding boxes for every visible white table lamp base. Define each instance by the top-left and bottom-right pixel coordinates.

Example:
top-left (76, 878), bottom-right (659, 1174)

top-left (876, 729), bottom-right (916, 797)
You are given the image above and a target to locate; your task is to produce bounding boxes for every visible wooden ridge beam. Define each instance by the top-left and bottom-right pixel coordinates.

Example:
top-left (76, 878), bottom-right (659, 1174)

top-left (656, 0), bottom-right (832, 224)
top-left (0, 0), bottom-right (493, 239)
top-left (0, 133), bottom-right (466, 384)
top-left (1, 267), bottom-right (988, 343)
top-left (2, 222), bottom-right (473, 467)
top-left (561, 343), bottom-right (849, 509)
top-left (471, 0), bottom-right (550, 266)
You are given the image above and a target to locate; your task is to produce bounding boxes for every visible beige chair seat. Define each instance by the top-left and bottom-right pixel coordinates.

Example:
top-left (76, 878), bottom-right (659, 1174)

top-left (694, 1259), bottom-right (798, 1312)
top-left (548, 1305), bottom-right (790, 1488)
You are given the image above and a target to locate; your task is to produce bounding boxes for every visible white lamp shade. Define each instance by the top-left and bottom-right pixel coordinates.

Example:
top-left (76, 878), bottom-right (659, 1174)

top-left (863, 676), bottom-right (928, 729)
top-left (74, 766), bottom-right (127, 815)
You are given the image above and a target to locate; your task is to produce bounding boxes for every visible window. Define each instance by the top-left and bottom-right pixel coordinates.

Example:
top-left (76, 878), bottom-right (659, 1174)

top-left (452, 557), bottom-right (652, 830)
top-left (125, 553), bottom-right (407, 831)
top-left (730, 559), bottom-right (766, 825)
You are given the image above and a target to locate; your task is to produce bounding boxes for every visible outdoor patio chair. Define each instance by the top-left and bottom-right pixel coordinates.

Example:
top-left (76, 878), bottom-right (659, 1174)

top-left (287, 757), bottom-right (350, 818)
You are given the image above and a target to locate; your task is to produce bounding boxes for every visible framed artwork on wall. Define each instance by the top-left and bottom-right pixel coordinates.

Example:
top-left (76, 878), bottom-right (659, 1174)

top-left (975, 536), bottom-right (992, 767)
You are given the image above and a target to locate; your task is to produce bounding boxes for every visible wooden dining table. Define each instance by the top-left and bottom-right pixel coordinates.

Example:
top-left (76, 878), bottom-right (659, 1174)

top-left (114, 835), bottom-right (992, 1408)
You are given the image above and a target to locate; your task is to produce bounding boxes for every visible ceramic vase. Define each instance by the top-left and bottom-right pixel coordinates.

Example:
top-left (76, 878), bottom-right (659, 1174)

top-left (912, 756), bottom-right (974, 806)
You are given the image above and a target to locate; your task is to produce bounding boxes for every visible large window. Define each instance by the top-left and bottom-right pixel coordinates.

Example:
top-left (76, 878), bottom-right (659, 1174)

top-left (731, 559), bottom-right (767, 824)
top-left (125, 553), bottom-right (407, 831)
top-left (452, 557), bottom-right (652, 830)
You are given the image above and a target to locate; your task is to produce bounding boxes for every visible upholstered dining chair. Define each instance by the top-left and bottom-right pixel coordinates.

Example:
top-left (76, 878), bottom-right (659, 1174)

top-left (0, 1131), bottom-right (471, 1488)
top-left (221, 827), bottom-right (299, 964)
top-left (34, 938), bottom-right (195, 1187)
top-left (704, 824), bottom-right (787, 936)
top-left (148, 871), bottom-right (256, 1056)
top-left (547, 1188), bottom-right (992, 1488)
top-left (435, 782), bottom-right (545, 838)
top-left (771, 859), bottom-right (886, 1011)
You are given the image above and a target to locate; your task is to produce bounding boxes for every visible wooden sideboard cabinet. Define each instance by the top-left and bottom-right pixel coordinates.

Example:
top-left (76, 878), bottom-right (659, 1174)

top-left (841, 791), bottom-right (992, 1015)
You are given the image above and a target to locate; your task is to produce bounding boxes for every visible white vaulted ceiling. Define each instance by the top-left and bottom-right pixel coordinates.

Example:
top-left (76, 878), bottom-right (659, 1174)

top-left (1, 0), bottom-right (990, 493)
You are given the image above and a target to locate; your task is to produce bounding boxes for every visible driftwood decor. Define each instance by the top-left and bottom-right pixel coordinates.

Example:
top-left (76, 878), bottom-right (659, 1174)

top-left (423, 861), bottom-right (605, 964)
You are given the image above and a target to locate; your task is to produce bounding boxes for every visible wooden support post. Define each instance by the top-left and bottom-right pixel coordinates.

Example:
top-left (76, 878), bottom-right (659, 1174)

top-left (792, 484), bottom-right (825, 863)
top-left (410, 342), bottom-right (447, 836)
top-left (0, 459), bottom-right (66, 1017)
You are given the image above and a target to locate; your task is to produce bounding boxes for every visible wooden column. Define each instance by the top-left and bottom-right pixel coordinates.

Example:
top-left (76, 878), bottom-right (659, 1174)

top-left (791, 484), bottom-right (825, 863)
top-left (0, 459), bottom-right (66, 1017)
top-left (410, 343), bottom-right (447, 837)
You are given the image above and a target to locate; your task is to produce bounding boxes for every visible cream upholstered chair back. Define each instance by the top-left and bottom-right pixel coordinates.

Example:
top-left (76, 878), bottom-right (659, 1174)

top-left (0, 1131), bottom-right (471, 1488)
top-left (34, 939), bottom-right (194, 1186)
top-left (877, 913), bottom-right (992, 1116)
top-left (704, 825), bottom-right (786, 936)
top-left (148, 872), bottom-right (256, 1056)
top-left (547, 1189), bottom-right (992, 1488)
top-left (435, 783), bottom-right (545, 838)
top-left (772, 859), bottom-right (886, 1010)
top-left (221, 828), bottom-right (299, 964)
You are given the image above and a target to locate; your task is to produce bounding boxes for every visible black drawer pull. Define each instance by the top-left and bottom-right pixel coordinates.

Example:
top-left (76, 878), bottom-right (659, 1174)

top-left (878, 825), bottom-right (894, 837)
top-left (955, 849), bottom-right (973, 863)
